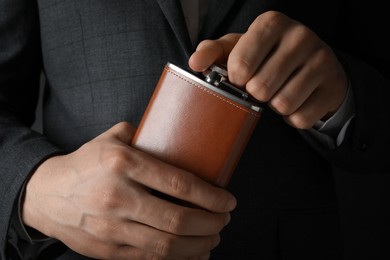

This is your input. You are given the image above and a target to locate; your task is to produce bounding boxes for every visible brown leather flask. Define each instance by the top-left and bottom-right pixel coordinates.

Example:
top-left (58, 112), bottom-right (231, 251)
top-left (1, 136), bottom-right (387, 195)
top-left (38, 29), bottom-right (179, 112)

top-left (131, 62), bottom-right (262, 188)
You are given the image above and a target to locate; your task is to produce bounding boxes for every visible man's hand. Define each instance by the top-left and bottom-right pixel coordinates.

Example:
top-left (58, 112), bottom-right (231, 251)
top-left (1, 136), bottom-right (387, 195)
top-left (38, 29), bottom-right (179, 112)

top-left (189, 11), bottom-right (348, 129)
top-left (22, 121), bottom-right (236, 259)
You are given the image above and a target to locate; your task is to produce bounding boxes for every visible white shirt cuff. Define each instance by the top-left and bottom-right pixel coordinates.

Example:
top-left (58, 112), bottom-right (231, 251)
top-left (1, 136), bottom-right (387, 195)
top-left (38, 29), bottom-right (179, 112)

top-left (307, 84), bottom-right (355, 149)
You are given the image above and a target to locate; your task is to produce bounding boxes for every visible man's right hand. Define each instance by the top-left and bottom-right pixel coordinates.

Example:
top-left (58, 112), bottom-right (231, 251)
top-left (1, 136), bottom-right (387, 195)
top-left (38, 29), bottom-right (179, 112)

top-left (22, 121), bottom-right (236, 260)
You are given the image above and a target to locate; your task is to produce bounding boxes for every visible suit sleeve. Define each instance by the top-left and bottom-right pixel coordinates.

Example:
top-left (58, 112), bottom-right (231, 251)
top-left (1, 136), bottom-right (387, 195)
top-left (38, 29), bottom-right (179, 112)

top-left (0, 0), bottom-right (62, 258)
top-left (300, 1), bottom-right (390, 174)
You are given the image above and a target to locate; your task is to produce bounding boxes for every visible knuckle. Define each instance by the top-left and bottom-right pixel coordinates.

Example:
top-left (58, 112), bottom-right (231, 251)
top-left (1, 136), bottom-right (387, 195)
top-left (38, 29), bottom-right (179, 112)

top-left (196, 39), bottom-right (214, 50)
top-left (154, 237), bottom-right (175, 257)
top-left (96, 220), bottom-right (114, 237)
top-left (115, 121), bottom-right (133, 133)
top-left (246, 78), bottom-right (273, 102)
top-left (255, 11), bottom-right (284, 31)
top-left (169, 172), bottom-right (191, 196)
top-left (86, 185), bottom-right (122, 213)
top-left (313, 47), bottom-right (334, 65)
top-left (228, 56), bottom-right (252, 85)
top-left (101, 147), bottom-right (129, 172)
top-left (100, 188), bottom-right (121, 210)
top-left (291, 24), bottom-right (312, 42)
top-left (270, 94), bottom-right (294, 115)
top-left (288, 113), bottom-right (314, 129)
top-left (166, 209), bottom-right (187, 234)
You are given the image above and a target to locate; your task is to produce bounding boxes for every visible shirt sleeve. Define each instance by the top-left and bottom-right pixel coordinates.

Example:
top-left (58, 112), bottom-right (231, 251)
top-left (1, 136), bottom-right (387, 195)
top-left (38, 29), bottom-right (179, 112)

top-left (305, 84), bottom-right (355, 149)
top-left (7, 182), bottom-right (58, 260)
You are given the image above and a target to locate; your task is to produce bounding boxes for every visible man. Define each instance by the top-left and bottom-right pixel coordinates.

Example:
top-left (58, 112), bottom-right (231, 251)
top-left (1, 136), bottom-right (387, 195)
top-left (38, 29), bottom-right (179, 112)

top-left (1, 0), bottom-right (389, 259)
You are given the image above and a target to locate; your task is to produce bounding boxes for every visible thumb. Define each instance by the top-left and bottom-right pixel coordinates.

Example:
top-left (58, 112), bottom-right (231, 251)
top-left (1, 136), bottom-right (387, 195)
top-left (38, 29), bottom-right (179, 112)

top-left (189, 33), bottom-right (242, 72)
top-left (103, 121), bottom-right (136, 145)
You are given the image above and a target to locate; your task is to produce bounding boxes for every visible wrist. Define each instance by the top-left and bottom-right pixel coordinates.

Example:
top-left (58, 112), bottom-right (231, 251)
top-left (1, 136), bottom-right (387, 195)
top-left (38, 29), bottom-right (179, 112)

top-left (21, 155), bottom-right (66, 238)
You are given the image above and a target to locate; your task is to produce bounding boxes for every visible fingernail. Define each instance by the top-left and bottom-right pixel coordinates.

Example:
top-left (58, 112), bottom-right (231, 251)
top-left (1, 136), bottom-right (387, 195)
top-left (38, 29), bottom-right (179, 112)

top-left (225, 213), bottom-right (231, 226)
top-left (226, 196), bottom-right (237, 211)
top-left (212, 235), bottom-right (221, 248)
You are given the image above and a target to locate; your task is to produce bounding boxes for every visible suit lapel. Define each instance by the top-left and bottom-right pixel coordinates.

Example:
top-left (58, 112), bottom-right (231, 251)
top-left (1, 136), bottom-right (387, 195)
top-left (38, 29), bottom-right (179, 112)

top-left (200, 0), bottom-right (237, 39)
top-left (155, 0), bottom-right (193, 55)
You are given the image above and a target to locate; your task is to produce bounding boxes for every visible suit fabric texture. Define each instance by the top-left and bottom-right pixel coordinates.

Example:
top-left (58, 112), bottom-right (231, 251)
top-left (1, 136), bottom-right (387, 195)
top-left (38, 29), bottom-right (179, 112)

top-left (0, 0), bottom-right (389, 259)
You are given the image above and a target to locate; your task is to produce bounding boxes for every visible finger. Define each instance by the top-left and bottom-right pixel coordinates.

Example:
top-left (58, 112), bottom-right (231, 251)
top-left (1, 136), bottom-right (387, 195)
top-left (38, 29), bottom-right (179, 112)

top-left (68, 238), bottom-right (165, 260)
top-left (100, 243), bottom-right (212, 260)
top-left (189, 33), bottom-right (241, 72)
top-left (99, 121), bottom-right (136, 145)
top-left (116, 222), bottom-right (220, 258)
top-left (267, 43), bottom-right (344, 117)
top-left (283, 86), bottom-right (332, 129)
top-left (245, 27), bottom-right (311, 103)
top-left (129, 193), bottom-right (230, 236)
top-left (265, 56), bottom-right (321, 116)
top-left (69, 213), bottom-right (220, 258)
top-left (125, 148), bottom-right (237, 213)
top-left (57, 226), bottom-right (160, 260)
top-left (227, 12), bottom-right (289, 86)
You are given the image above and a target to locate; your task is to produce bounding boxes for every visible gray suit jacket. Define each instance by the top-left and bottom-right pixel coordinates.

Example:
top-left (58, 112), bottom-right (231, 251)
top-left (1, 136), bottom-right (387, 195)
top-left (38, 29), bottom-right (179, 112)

top-left (1, 0), bottom-right (389, 259)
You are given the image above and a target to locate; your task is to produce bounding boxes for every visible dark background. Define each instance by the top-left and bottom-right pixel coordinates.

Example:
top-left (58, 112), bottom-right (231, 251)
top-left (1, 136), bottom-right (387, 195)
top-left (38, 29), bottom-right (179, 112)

top-left (334, 169), bottom-right (390, 259)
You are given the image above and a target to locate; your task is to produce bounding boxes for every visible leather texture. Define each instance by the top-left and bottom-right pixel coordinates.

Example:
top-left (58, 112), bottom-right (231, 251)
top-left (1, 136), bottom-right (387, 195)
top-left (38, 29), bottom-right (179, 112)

top-left (132, 64), bottom-right (261, 187)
